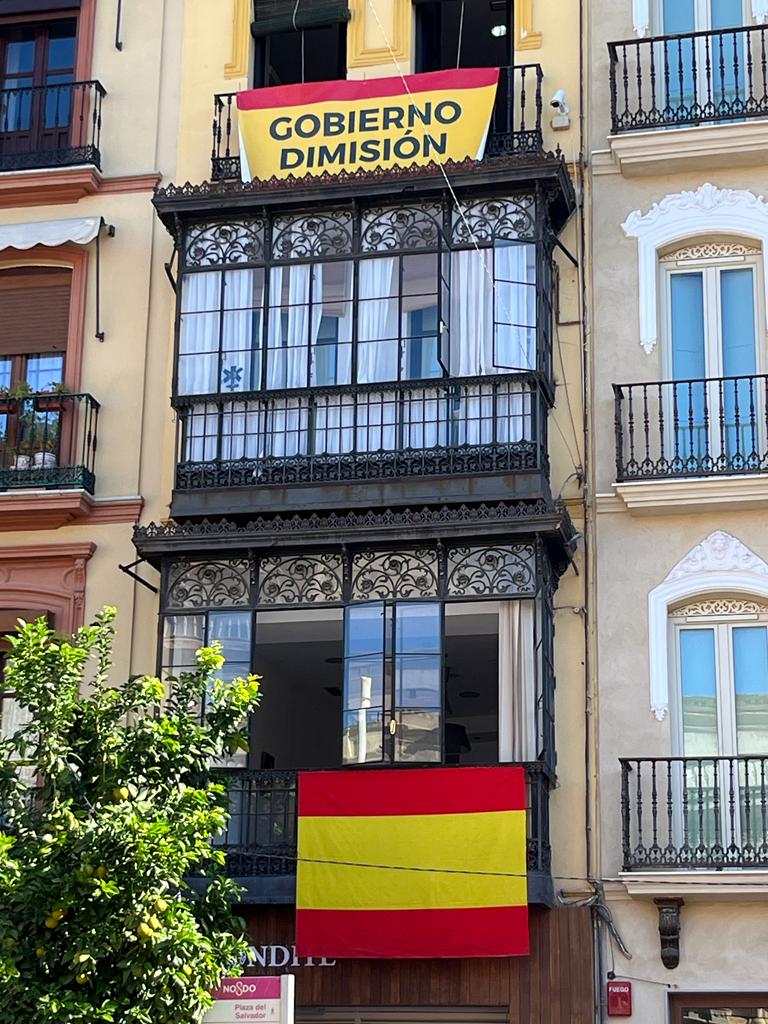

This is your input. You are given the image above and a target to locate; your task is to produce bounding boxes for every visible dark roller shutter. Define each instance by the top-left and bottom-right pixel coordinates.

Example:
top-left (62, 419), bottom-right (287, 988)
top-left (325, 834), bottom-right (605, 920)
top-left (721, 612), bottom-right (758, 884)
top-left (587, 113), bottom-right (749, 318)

top-left (0, 1), bottom-right (80, 14)
top-left (0, 268), bottom-right (71, 356)
top-left (252, 0), bottom-right (350, 37)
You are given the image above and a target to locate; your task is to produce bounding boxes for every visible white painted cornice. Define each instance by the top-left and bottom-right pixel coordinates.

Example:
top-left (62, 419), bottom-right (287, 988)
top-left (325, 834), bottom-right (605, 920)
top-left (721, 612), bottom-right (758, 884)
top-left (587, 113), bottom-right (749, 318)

top-left (648, 531), bottom-right (768, 721)
top-left (622, 183), bottom-right (768, 354)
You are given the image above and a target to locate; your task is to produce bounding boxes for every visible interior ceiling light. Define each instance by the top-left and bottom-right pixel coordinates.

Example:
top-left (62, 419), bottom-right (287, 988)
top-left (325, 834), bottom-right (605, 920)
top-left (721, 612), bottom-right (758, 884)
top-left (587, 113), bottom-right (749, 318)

top-left (490, 23), bottom-right (507, 37)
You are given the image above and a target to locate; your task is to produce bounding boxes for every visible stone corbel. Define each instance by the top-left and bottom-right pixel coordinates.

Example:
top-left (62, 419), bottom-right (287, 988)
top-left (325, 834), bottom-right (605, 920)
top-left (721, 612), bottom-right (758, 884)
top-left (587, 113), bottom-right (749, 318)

top-left (654, 898), bottom-right (684, 969)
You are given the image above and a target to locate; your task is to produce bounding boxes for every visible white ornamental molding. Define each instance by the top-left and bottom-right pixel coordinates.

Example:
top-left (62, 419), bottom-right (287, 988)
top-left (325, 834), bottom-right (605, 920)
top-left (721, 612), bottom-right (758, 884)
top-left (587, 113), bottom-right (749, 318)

top-left (648, 531), bottom-right (768, 721)
top-left (622, 183), bottom-right (768, 354)
top-left (633, 0), bottom-right (650, 36)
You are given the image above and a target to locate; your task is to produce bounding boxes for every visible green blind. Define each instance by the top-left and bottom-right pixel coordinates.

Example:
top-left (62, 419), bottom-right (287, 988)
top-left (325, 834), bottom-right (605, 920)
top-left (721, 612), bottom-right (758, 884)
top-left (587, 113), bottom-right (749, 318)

top-left (252, 0), bottom-right (350, 37)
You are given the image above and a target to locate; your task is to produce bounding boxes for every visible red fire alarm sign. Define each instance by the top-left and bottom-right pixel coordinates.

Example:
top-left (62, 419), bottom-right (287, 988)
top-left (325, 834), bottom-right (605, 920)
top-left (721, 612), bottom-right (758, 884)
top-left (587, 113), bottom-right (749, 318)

top-left (607, 980), bottom-right (632, 1017)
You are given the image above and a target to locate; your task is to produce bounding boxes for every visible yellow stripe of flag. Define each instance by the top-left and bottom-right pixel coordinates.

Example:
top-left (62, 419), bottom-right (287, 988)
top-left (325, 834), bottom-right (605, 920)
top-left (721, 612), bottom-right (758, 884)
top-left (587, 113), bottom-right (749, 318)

top-left (298, 809), bottom-right (527, 911)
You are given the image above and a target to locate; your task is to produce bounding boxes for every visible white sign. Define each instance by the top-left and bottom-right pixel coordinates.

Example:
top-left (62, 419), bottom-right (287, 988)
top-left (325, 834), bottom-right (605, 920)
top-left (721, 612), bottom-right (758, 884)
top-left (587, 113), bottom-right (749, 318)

top-left (204, 975), bottom-right (295, 1024)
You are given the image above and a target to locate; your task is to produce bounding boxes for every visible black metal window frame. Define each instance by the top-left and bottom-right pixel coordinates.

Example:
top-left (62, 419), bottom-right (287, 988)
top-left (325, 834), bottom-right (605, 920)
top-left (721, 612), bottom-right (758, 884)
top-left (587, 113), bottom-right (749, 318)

top-left (157, 539), bottom-right (558, 773)
top-left (172, 191), bottom-right (553, 402)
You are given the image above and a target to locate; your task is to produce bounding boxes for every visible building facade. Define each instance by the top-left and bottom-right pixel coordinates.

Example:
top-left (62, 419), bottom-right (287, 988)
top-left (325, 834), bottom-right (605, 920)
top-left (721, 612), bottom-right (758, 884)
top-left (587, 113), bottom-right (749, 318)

top-left (131, 0), bottom-right (594, 1020)
top-left (0, 0), bottom-right (183, 717)
top-left (590, 0), bottom-right (768, 1020)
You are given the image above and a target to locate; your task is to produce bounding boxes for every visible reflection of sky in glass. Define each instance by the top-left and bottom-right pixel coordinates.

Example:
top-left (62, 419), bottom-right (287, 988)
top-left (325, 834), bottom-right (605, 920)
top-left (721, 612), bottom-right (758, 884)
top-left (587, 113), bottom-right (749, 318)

top-left (680, 628), bottom-right (718, 756)
top-left (345, 603), bottom-right (385, 657)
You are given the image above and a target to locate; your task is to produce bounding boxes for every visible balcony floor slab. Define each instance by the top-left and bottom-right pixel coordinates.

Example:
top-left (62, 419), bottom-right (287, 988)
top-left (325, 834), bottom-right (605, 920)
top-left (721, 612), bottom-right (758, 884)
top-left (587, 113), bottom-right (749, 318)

top-left (604, 119), bottom-right (768, 177)
top-left (620, 869), bottom-right (768, 899)
top-left (613, 474), bottom-right (768, 515)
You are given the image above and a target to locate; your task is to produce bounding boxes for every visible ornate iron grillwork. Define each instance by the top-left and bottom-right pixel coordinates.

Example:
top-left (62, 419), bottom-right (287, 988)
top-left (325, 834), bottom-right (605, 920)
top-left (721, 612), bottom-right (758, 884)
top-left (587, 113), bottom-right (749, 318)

top-left (609, 24), bottom-right (768, 134)
top-left (165, 559), bottom-right (251, 609)
top-left (621, 756), bottom-right (768, 871)
top-left (453, 196), bottom-right (536, 245)
top-left (613, 375), bottom-right (768, 482)
top-left (258, 552), bottom-right (344, 605)
top-left (185, 220), bottom-right (264, 267)
top-left (271, 209), bottom-right (353, 260)
top-left (210, 64), bottom-right (544, 182)
top-left (351, 548), bottom-right (439, 600)
top-left (361, 204), bottom-right (443, 253)
top-left (217, 764), bottom-right (552, 878)
top-left (447, 544), bottom-right (536, 597)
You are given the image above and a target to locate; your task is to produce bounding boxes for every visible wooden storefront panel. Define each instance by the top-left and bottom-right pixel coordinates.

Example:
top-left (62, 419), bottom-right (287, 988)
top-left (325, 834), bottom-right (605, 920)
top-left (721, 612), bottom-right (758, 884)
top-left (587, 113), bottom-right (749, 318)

top-left (241, 906), bottom-right (594, 1024)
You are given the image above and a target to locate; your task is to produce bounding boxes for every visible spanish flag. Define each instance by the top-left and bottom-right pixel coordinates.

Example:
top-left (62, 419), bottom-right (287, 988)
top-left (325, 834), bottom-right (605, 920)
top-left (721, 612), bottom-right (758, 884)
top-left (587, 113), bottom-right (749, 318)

top-left (296, 767), bottom-right (529, 959)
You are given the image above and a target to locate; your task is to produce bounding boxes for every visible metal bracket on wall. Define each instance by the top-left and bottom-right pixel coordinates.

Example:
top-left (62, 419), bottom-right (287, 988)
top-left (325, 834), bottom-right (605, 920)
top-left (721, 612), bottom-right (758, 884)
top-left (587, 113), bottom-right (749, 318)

top-left (164, 245), bottom-right (178, 293)
top-left (95, 220), bottom-right (116, 342)
top-left (654, 897), bottom-right (684, 970)
top-left (118, 558), bottom-right (159, 594)
top-left (115, 0), bottom-right (124, 50)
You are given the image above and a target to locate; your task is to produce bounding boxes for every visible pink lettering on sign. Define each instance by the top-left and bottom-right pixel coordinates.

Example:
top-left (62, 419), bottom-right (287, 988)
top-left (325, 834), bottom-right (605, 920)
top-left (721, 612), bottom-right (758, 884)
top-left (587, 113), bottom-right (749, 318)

top-left (212, 978), bottom-right (282, 1000)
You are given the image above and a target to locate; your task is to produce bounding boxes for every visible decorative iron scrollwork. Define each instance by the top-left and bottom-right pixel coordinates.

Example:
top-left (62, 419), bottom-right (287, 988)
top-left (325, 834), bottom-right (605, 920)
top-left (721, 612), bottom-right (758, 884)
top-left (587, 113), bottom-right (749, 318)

top-left (361, 204), bottom-right (442, 253)
top-left (271, 210), bottom-right (353, 260)
top-left (258, 553), bottom-right (344, 605)
top-left (185, 220), bottom-right (264, 267)
top-left (452, 196), bottom-right (535, 245)
top-left (165, 559), bottom-right (251, 608)
top-left (351, 549), bottom-right (438, 600)
top-left (447, 544), bottom-right (536, 597)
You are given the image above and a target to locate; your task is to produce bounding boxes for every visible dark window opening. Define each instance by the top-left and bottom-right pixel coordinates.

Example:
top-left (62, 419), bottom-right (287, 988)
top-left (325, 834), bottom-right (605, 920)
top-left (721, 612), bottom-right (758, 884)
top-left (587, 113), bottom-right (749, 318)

top-left (253, 22), bottom-right (346, 88)
top-left (415, 0), bottom-right (513, 73)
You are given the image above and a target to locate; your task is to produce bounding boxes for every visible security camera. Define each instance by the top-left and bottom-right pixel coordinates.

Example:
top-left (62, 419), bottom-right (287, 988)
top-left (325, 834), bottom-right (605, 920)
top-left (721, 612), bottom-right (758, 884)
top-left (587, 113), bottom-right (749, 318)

top-left (550, 89), bottom-right (568, 112)
top-left (549, 89), bottom-right (571, 130)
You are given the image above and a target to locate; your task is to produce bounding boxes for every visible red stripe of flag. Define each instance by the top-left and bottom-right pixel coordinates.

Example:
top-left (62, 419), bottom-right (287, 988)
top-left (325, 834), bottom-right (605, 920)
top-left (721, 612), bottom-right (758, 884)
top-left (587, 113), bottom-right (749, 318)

top-left (296, 905), bottom-right (530, 959)
top-left (237, 68), bottom-right (500, 111)
top-left (298, 766), bottom-right (526, 817)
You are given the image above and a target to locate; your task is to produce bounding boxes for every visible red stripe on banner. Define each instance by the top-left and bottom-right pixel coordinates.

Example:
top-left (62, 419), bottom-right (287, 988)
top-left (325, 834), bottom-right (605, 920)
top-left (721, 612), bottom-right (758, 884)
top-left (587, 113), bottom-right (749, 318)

top-left (296, 905), bottom-right (530, 959)
top-left (298, 767), bottom-right (526, 818)
top-left (236, 67), bottom-right (500, 111)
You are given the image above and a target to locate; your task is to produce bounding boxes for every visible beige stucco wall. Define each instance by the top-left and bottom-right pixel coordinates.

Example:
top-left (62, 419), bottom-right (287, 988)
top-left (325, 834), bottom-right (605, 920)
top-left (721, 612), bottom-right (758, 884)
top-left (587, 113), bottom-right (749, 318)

top-left (588, 0), bottom-right (768, 1015)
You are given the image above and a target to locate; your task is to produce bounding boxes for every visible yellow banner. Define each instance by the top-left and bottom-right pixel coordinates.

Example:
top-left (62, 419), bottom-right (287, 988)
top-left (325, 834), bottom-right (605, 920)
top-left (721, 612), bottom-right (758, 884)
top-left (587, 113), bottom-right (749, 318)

top-left (236, 68), bottom-right (499, 182)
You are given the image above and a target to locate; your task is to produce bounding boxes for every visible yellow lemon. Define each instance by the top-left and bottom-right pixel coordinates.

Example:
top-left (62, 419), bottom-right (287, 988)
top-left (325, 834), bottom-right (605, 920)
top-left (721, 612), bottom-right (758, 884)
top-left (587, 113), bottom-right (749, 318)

top-left (35, 948), bottom-right (45, 958)
top-left (112, 787), bottom-right (130, 802)
top-left (136, 922), bottom-right (153, 942)
top-left (182, 964), bottom-right (192, 978)
top-left (44, 917), bottom-right (58, 930)
top-left (154, 898), bottom-right (168, 914)
top-left (75, 973), bottom-right (88, 985)
top-left (95, 866), bottom-right (107, 879)
top-left (148, 915), bottom-right (161, 931)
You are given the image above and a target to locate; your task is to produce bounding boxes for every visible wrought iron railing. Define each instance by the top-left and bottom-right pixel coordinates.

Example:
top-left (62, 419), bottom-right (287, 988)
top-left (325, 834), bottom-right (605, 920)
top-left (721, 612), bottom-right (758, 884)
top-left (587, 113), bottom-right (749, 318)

top-left (174, 373), bottom-right (547, 490)
top-left (609, 25), bottom-right (768, 133)
top-left (218, 763), bottom-right (552, 878)
top-left (0, 392), bottom-right (99, 494)
top-left (211, 64), bottom-right (544, 180)
top-left (0, 80), bottom-right (106, 171)
top-left (613, 374), bottom-right (768, 481)
top-left (621, 756), bottom-right (768, 871)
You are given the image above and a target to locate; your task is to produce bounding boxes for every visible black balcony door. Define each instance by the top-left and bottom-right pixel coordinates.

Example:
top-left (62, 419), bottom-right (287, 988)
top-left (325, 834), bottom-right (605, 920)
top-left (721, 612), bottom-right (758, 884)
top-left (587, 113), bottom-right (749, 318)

top-left (0, 17), bottom-right (77, 157)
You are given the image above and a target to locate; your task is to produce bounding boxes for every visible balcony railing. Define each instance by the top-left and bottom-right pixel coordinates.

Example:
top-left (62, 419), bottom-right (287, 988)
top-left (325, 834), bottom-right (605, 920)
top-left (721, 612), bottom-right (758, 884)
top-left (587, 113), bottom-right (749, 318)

top-left (0, 80), bottom-right (106, 172)
top-left (174, 373), bottom-right (547, 490)
top-left (621, 756), bottom-right (768, 871)
top-left (0, 392), bottom-right (99, 494)
top-left (613, 374), bottom-right (768, 481)
top-left (218, 763), bottom-right (552, 879)
top-left (609, 25), bottom-right (768, 133)
top-left (211, 64), bottom-right (544, 181)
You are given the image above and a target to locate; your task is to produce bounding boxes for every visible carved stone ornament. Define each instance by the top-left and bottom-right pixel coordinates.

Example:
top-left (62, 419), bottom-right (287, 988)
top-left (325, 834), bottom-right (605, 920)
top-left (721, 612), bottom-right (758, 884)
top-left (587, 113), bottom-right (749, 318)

top-left (648, 532), bottom-right (768, 721)
top-left (672, 597), bottom-right (768, 618)
top-left (659, 240), bottom-right (761, 263)
top-left (654, 898), bottom-right (684, 970)
top-left (622, 184), bottom-right (768, 354)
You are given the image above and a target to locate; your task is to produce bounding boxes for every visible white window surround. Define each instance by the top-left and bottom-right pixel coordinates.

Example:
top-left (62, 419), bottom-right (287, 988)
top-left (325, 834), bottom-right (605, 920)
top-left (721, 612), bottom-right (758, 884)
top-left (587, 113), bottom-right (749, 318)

top-left (648, 530), bottom-right (768, 721)
top-left (622, 183), bottom-right (768, 354)
top-left (633, 0), bottom-right (768, 33)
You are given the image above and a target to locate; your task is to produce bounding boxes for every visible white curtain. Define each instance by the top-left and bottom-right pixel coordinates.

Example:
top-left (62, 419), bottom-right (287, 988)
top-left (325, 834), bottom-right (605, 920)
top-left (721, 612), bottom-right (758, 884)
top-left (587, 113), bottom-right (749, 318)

top-left (313, 263), bottom-right (354, 455)
top-left (222, 268), bottom-right (260, 391)
top-left (178, 271), bottom-right (222, 396)
top-left (358, 257), bottom-right (399, 384)
top-left (450, 249), bottom-right (494, 377)
top-left (633, 0), bottom-right (650, 36)
top-left (498, 600), bottom-right (537, 763)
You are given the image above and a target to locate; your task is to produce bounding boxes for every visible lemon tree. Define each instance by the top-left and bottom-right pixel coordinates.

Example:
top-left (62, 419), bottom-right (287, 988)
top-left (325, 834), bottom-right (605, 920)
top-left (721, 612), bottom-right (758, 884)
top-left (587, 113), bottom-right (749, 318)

top-left (0, 607), bottom-right (262, 1024)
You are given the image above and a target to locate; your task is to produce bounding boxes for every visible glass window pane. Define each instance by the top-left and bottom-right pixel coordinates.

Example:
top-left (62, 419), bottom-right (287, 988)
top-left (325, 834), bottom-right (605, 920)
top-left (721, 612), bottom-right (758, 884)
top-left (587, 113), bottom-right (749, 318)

top-left (162, 615), bottom-right (205, 674)
top-left (208, 610), bottom-right (252, 680)
top-left (396, 603), bottom-right (441, 653)
top-left (0, 358), bottom-right (12, 389)
top-left (4, 32), bottom-right (35, 76)
top-left (47, 22), bottom-right (77, 70)
top-left (733, 625), bottom-right (768, 755)
top-left (343, 708), bottom-right (384, 764)
top-left (25, 354), bottom-right (64, 391)
top-left (182, 271), bottom-right (222, 314)
top-left (344, 655), bottom-right (384, 710)
top-left (721, 267), bottom-right (757, 377)
top-left (395, 654), bottom-right (441, 708)
top-left (345, 603), bottom-right (385, 657)
top-left (680, 627), bottom-right (719, 756)
top-left (671, 272), bottom-right (706, 380)
top-left (402, 253), bottom-right (438, 297)
top-left (395, 710), bottom-right (441, 762)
